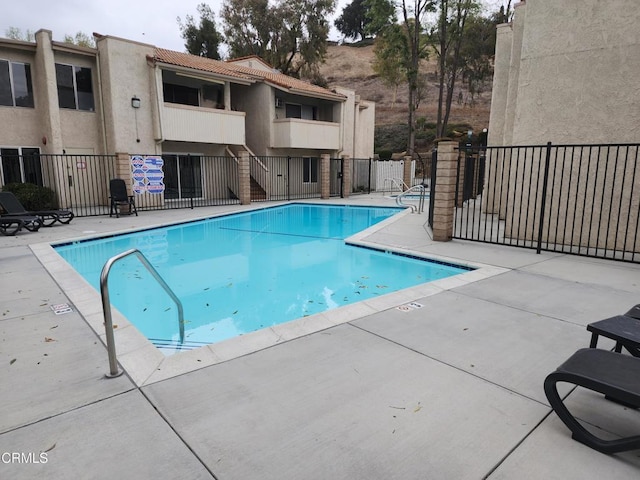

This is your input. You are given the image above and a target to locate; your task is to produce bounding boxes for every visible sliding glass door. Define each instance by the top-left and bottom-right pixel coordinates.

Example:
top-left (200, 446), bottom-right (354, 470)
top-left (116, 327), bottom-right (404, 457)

top-left (162, 154), bottom-right (202, 200)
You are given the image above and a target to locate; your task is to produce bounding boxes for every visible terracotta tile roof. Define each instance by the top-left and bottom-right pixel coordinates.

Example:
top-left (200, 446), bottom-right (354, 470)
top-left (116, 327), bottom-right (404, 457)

top-left (227, 63), bottom-right (344, 99)
top-left (153, 48), bottom-right (345, 101)
top-left (154, 48), bottom-right (250, 81)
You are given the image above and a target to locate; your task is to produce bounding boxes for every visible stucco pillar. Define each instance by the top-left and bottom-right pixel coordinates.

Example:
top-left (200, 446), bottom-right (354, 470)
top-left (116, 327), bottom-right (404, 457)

top-left (238, 151), bottom-right (251, 205)
top-left (487, 22), bottom-right (513, 147)
top-left (502, 1), bottom-right (527, 146)
top-left (34, 30), bottom-right (63, 154)
top-left (403, 156), bottom-right (413, 190)
top-left (431, 142), bottom-right (458, 242)
top-left (341, 155), bottom-right (352, 198)
top-left (320, 154), bottom-right (330, 199)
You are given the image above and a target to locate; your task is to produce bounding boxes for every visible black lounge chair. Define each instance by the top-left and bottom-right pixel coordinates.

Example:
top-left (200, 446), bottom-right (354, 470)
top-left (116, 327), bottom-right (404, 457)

top-left (109, 178), bottom-right (138, 218)
top-left (544, 348), bottom-right (640, 454)
top-left (587, 305), bottom-right (640, 357)
top-left (0, 215), bottom-right (43, 235)
top-left (0, 191), bottom-right (74, 227)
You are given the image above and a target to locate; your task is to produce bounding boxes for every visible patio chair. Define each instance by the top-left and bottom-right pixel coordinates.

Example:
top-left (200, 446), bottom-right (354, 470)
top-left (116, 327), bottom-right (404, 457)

top-left (0, 214), bottom-right (43, 235)
top-left (0, 191), bottom-right (74, 226)
top-left (587, 305), bottom-right (640, 357)
top-left (544, 348), bottom-right (640, 454)
top-left (109, 178), bottom-right (138, 218)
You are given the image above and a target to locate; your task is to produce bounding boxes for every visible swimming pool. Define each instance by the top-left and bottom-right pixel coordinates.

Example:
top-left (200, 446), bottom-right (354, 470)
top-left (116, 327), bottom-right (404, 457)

top-left (55, 203), bottom-right (471, 354)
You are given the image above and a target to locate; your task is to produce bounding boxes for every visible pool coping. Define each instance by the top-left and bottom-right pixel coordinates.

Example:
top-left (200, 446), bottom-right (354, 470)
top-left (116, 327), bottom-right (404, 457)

top-left (32, 204), bottom-right (508, 387)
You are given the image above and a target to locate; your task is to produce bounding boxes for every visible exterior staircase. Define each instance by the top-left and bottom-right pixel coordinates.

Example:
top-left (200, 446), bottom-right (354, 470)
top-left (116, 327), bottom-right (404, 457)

top-left (250, 177), bottom-right (267, 201)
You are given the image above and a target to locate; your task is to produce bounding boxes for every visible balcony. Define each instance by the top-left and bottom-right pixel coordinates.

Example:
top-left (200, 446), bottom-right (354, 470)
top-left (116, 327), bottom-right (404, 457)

top-left (272, 118), bottom-right (340, 150)
top-left (160, 103), bottom-right (245, 145)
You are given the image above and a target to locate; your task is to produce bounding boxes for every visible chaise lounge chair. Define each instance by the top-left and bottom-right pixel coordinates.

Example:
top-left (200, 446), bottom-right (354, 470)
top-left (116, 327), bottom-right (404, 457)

top-left (109, 178), bottom-right (138, 218)
top-left (544, 348), bottom-right (640, 454)
top-left (0, 191), bottom-right (74, 226)
top-left (587, 305), bottom-right (640, 357)
top-left (0, 214), bottom-right (43, 235)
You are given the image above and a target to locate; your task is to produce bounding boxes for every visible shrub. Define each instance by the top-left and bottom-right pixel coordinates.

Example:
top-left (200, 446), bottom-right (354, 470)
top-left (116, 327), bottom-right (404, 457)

top-left (374, 124), bottom-right (408, 153)
top-left (2, 183), bottom-right (59, 211)
top-left (376, 150), bottom-right (393, 160)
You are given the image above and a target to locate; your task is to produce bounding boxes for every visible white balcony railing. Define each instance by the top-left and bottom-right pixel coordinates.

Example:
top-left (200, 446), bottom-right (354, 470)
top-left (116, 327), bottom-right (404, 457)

top-left (272, 118), bottom-right (340, 150)
top-left (161, 103), bottom-right (245, 145)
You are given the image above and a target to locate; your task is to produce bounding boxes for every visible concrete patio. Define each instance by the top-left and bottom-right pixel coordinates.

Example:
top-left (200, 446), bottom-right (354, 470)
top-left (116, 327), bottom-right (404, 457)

top-left (1, 195), bottom-right (639, 479)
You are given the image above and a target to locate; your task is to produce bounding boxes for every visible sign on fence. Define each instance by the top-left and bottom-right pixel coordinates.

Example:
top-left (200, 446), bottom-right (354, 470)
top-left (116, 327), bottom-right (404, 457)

top-left (131, 155), bottom-right (165, 194)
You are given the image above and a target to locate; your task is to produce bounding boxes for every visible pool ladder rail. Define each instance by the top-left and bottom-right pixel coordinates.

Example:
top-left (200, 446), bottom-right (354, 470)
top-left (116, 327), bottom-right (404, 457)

top-left (396, 184), bottom-right (427, 213)
top-left (100, 248), bottom-right (185, 378)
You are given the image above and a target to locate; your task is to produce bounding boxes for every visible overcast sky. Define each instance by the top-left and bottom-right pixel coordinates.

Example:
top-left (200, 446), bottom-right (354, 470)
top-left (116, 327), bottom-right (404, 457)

top-left (3, 0), bottom-right (506, 54)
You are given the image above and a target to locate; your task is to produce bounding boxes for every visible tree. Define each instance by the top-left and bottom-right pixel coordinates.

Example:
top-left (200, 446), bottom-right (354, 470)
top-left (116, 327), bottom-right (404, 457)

top-left (364, 0), bottom-right (397, 38)
top-left (178, 3), bottom-right (222, 59)
top-left (432, 0), bottom-right (481, 138)
top-left (4, 27), bottom-right (35, 42)
top-left (221, 0), bottom-right (335, 79)
top-left (458, 13), bottom-right (495, 106)
top-left (335, 0), bottom-right (368, 41)
top-left (63, 32), bottom-right (95, 48)
top-left (372, 24), bottom-right (407, 107)
top-left (373, 1), bottom-right (434, 157)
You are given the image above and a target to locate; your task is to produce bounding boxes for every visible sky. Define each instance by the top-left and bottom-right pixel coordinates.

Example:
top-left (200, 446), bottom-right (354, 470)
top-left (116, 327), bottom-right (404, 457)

top-left (3, 0), bottom-right (506, 54)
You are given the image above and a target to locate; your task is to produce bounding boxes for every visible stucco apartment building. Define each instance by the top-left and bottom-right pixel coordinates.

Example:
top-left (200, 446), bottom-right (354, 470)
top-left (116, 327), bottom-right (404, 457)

top-left (0, 29), bottom-right (374, 206)
top-left (481, 0), bottom-right (639, 256)
top-left (488, 0), bottom-right (639, 146)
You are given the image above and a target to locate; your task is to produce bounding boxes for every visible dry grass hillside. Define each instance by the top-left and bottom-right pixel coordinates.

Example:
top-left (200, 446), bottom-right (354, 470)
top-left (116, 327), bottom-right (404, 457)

top-left (319, 44), bottom-right (492, 150)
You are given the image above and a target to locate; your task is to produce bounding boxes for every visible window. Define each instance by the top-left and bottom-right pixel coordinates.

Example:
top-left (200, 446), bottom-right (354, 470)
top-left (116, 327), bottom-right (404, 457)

top-left (55, 63), bottom-right (94, 111)
top-left (1, 147), bottom-right (42, 186)
top-left (0, 60), bottom-right (34, 107)
top-left (163, 83), bottom-right (199, 106)
top-left (285, 103), bottom-right (317, 120)
top-left (303, 157), bottom-right (318, 183)
top-left (285, 103), bottom-right (301, 118)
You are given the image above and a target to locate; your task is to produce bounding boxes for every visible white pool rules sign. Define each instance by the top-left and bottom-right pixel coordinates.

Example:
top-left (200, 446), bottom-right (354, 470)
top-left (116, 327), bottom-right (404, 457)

top-left (131, 155), bottom-right (165, 194)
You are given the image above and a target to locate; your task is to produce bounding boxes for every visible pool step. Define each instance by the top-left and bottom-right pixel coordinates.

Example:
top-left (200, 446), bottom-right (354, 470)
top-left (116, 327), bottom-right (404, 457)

top-left (150, 338), bottom-right (210, 353)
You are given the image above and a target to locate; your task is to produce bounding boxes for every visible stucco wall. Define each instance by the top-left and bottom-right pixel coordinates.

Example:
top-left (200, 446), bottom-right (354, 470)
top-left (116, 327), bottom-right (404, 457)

top-left (96, 36), bottom-right (157, 155)
top-left (0, 44), bottom-right (42, 149)
top-left (491, 0), bottom-right (640, 145)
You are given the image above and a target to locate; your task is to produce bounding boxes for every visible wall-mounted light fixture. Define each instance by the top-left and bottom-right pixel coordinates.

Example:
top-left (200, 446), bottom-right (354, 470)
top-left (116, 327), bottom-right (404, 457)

top-left (131, 96), bottom-right (141, 109)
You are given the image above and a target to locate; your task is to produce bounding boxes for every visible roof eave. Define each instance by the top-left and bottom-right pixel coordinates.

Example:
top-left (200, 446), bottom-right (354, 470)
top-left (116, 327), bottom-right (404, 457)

top-left (153, 61), bottom-right (255, 86)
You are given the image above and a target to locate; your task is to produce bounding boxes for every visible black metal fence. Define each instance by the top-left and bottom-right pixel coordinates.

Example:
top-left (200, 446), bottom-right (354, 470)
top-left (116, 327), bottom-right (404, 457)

top-left (4, 153), bottom-right (119, 216)
top-left (2, 153), bottom-right (348, 216)
top-left (453, 143), bottom-right (640, 263)
top-left (250, 156), bottom-right (323, 202)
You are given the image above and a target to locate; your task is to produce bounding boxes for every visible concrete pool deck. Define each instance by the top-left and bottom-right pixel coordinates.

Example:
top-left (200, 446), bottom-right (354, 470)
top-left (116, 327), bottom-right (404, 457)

top-left (1, 195), bottom-right (640, 479)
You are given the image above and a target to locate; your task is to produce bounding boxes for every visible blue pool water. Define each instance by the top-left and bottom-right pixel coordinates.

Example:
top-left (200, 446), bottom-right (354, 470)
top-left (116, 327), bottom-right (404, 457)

top-left (55, 203), bottom-right (471, 353)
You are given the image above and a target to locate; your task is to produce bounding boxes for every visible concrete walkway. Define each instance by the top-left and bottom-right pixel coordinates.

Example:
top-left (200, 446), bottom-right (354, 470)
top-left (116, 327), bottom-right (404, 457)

top-left (1, 196), bottom-right (639, 479)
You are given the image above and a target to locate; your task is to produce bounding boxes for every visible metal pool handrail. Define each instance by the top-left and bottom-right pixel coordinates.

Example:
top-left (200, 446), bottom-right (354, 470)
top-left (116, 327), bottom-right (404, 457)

top-left (396, 184), bottom-right (426, 213)
top-left (100, 248), bottom-right (185, 378)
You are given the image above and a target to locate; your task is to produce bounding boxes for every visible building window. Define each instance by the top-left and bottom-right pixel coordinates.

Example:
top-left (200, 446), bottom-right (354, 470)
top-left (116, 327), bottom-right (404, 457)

top-left (0, 60), bottom-right (34, 108)
top-left (0, 147), bottom-right (42, 186)
top-left (285, 103), bottom-right (317, 120)
top-left (303, 157), bottom-right (318, 183)
top-left (55, 63), bottom-right (95, 111)
top-left (163, 83), bottom-right (199, 106)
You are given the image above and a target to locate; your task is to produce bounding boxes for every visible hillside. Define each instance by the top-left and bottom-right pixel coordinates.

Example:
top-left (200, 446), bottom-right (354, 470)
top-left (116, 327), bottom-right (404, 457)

top-left (319, 44), bottom-right (492, 151)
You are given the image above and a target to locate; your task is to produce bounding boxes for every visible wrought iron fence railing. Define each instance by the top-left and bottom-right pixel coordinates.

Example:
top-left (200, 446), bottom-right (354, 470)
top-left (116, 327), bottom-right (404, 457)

top-left (452, 143), bottom-right (640, 263)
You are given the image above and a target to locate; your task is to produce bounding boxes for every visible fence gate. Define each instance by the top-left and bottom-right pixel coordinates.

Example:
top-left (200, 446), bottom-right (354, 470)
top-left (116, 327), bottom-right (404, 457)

top-left (452, 143), bottom-right (640, 263)
top-left (330, 158), bottom-right (343, 197)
